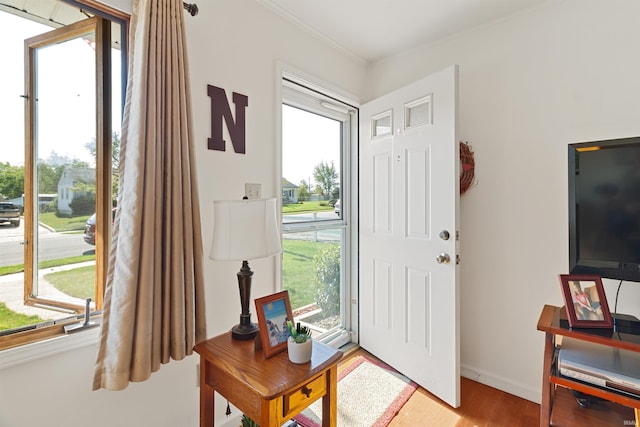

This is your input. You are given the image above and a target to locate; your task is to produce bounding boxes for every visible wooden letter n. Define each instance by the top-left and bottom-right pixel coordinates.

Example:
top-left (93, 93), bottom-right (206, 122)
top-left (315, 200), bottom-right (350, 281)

top-left (207, 85), bottom-right (249, 153)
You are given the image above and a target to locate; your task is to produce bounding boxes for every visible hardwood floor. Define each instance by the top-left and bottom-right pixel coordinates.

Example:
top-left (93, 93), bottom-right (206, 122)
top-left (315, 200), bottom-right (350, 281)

top-left (342, 348), bottom-right (635, 426)
top-left (388, 377), bottom-right (539, 426)
top-left (340, 347), bottom-right (538, 426)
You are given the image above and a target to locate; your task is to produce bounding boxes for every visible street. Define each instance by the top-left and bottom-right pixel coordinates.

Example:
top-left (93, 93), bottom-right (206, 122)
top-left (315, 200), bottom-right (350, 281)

top-left (283, 211), bottom-right (343, 242)
top-left (0, 210), bottom-right (340, 268)
top-left (283, 210), bottom-right (339, 223)
top-left (0, 221), bottom-right (93, 267)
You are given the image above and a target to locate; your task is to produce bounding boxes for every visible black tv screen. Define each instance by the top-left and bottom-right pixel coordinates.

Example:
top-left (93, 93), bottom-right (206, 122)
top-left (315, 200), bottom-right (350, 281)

top-left (569, 137), bottom-right (640, 282)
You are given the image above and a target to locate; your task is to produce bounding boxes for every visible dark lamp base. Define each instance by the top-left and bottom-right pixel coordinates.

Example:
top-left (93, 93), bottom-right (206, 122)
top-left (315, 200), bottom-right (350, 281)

top-left (231, 322), bottom-right (259, 340)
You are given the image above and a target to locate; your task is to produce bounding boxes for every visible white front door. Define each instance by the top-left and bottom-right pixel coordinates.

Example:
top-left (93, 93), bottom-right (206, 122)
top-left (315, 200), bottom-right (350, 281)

top-left (359, 65), bottom-right (460, 407)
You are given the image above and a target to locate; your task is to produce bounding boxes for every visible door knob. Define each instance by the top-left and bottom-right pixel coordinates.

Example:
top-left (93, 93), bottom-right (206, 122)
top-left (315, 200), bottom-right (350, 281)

top-left (436, 253), bottom-right (451, 264)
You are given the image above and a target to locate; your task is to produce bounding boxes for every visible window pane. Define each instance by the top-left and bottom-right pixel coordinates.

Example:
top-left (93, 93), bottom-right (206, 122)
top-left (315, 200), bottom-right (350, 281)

top-left (282, 104), bottom-right (341, 223)
top-left (404, 95), bottom-right (432, 129)
top-left (0, 12), bottom-right (62, 331)
top-left (372, 110), bottom-right (392, 137)
top-left (0, 8), bottom-right (123, 339)
top-left (32, 29), bottom-right (97, 306)
top-left (281, 91), bottom-right (349, 342)
top-left (282, 230), bottom-right (342, 333)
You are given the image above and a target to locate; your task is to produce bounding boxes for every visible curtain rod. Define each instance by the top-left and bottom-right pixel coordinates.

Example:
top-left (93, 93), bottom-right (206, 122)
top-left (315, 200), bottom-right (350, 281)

top-left (183, 2), bottom-right (198, 16)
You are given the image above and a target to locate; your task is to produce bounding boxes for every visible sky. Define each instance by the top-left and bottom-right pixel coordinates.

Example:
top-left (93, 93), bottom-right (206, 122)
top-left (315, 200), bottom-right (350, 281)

top-left (0, 11), bottom-right (122, 167)
top-left (1, 12), bottom-right (40, 166)
top-left (282, 105), bottom-right (341, 187)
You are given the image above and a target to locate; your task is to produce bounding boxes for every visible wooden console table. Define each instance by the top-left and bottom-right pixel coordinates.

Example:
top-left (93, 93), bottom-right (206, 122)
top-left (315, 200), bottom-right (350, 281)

top-left (194, 332), bottom-right (343, 427)
top-left (537, 304), bottom-right (640, 426)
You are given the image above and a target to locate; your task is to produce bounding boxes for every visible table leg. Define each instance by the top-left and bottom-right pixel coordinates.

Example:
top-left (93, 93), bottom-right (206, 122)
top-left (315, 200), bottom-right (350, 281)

top-left (260, 398), bottom-right (282, 427)
top-left (540, 332), bottom-right (555, 426)
top-left (322, 365), bottom-right (338, 427)
top-left (200, 363), bottom-right (214, 427)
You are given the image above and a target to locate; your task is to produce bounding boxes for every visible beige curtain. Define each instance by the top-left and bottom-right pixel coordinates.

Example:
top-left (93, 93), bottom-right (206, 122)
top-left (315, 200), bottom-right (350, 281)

top-left (93, 0), bottom-right (206, 391)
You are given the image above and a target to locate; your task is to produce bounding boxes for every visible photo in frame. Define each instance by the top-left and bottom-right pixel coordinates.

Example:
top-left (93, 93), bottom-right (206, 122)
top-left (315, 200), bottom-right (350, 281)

top-left (255, 290), bottom-right (294, 358)
top-left (559, 274), bottom-right (613, 328)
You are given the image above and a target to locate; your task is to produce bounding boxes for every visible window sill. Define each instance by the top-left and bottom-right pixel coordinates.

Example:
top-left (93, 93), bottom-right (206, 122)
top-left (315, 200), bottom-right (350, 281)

top-left (0, 326), bottom-right (99, 371)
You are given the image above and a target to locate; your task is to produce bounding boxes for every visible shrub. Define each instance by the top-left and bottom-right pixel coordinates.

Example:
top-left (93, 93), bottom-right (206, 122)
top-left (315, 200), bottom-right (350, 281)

top-left (40, 197), bottom-right (57, 213)
top-left (69, 193), bottom-right (96, 216)
top-left (313, 244), bottom-right (340, 318)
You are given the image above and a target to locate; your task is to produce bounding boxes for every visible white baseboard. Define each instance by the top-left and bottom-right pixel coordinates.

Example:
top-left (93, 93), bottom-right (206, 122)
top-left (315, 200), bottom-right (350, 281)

top-left (461, 364), bottom-right (541, 404)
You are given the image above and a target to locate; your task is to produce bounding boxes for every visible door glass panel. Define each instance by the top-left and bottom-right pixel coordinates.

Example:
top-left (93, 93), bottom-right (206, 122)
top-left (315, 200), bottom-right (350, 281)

top-left (404, 95), bottom-right (432, 129)
top-left (371, 110), bottom-right (392, 137)
top-left (281, 98), bottom-right (347, 341)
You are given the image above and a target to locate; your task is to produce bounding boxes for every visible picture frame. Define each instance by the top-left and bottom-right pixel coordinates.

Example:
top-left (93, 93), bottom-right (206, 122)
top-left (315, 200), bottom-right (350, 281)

top-left (558, 274), bottom-right (613, 328)
top-left (254, 290), bottom-right (294, 358)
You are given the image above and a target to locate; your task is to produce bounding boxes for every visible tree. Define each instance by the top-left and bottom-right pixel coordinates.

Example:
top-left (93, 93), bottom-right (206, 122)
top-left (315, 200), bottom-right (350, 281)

top-left (84, 131), bottom-right (121, 172)
top-left (84, 132), bottom-right (121, 201)
top-left (297, 179), bottom-right (311, 202)
top-left (312, 160), bottom-right (338, 198)
top-left (0, 163), bottom-right (24, 199)
top-left (37, 162), bottom-right (65, 194)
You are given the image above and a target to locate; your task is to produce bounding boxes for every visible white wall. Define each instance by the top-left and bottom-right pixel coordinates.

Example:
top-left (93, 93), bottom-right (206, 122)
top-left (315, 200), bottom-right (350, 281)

top-left (0, 1), bottom-right (366, 426)
top-left (368, 0), bottom-right (640, 402)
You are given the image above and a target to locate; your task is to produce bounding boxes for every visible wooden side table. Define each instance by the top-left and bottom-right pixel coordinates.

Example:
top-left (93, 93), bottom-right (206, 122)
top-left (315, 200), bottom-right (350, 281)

top-left (537, 305), bottom-right (640, 426)
top-left (194, 332), bottom-right (343, 427)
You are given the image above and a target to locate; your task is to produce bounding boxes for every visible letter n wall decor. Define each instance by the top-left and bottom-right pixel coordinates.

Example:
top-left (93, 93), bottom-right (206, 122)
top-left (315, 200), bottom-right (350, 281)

top-left (207, 84), bottom-right (248, 153)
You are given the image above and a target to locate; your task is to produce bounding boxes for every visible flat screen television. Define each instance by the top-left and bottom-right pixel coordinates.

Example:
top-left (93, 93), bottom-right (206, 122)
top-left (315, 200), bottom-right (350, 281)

top-left (569, 137), bottom-right (640, 282)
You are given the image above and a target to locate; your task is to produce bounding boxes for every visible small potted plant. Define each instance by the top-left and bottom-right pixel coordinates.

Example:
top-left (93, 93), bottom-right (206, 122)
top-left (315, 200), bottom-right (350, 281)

top-left (241, 414), bottom-right (259, 427)
top-left (286, 320), bottom-right (312, 364)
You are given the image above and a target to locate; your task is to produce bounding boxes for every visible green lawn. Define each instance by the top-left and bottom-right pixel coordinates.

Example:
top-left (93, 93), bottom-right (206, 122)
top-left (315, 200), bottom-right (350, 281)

top-left (39, 212), bottom-right (90, 232)
top-left (0, 254), bottom-right (96, 276)
top-left (45, 265), bottom-right (95, 299)
top-left (282, 201), bottom-right (333, 214)
top-left (0, 264), bottom-right (24, 276)
top-left (0, 302), bottom-right (44, 330)
top-left (282, 238), bottom-right (337, 310)
top-left (0, 261), bottom-right (95, 333)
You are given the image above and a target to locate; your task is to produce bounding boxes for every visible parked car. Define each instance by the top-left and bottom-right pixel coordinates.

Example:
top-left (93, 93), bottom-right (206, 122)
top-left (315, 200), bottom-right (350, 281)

top-left (334, 199), bottom-right (340, 216)
top-left (0, 202), bottom-right (20, 227)
top-left (84, 208), bottom-right (117, 245)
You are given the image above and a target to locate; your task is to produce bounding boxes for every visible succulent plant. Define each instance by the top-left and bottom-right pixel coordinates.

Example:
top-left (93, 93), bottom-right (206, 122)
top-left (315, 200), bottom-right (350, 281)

top-left (241, 414), bottom-right (259, 427)
top-left (287, 320), bottom-right (312, 343)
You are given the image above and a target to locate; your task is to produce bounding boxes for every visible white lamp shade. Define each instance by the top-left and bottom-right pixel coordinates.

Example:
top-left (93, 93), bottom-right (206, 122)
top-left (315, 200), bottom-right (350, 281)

top-left (209, 198), bottom-right (282, 261)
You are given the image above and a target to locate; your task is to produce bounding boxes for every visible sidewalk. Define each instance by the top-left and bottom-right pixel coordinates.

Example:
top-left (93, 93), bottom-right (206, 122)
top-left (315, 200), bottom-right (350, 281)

top-left (0, 262), bottom-right (95, 319)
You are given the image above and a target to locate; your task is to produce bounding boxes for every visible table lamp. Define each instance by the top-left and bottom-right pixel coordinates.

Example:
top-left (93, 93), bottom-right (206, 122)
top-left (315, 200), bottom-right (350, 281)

top-left (210, 198), bottom-right (282, 340)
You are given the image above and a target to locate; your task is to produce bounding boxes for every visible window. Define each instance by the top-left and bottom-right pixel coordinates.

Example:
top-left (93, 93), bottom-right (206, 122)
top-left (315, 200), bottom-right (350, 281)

top-left (0, 1), bottom-right (127, 349)
top-left (280, 76), bottom-right (356, 348)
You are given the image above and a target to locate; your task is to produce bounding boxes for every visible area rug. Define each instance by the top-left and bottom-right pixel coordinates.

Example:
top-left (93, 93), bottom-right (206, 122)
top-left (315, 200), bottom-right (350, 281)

top-left (294, 355), bottom-right (417, 427)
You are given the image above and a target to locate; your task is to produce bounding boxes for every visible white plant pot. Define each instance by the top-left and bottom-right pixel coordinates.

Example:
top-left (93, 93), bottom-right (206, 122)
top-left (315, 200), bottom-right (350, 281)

top-left (287, 337), bottom-right (312, 364)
